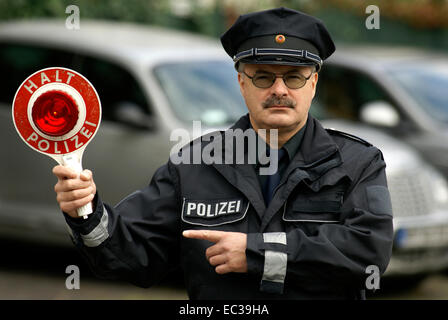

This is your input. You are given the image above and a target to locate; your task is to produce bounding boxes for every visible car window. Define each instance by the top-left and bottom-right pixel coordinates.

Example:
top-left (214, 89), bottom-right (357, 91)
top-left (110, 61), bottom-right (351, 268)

top-left (78, 56), bottom-right (151, 122)
top-left (0, 42), bottom-right (150, 123)
top-left (311, 65), bottom-right (400, 121)
top-left (153, 61), bottom-right (246, 126)
top-left (389, 64), bottom-right (448, 124)
top-left (0, 43), bottom-right (76, 106)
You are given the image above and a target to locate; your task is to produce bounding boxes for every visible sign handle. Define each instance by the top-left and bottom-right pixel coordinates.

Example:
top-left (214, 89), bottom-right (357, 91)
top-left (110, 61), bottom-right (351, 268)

top-left (62, 153), bottom-right (92, 219)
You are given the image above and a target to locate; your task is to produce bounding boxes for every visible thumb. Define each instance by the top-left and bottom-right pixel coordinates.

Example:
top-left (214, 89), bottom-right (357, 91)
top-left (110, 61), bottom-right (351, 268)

top-left (80, 169), bottom-right (93, 181)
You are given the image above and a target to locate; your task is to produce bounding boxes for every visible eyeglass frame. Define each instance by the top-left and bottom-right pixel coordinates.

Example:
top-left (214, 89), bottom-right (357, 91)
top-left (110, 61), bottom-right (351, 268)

top-left (241, 69), bottom-right (314, 89)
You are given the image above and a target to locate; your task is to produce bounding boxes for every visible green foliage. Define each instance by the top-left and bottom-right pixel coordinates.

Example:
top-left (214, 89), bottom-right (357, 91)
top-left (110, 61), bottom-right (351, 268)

top-left (0, 0), bottom-right (160, 22)
top-left (0, 0), bottom-right (447, 50)
top-left (0, 0), bottom-right (225, 36)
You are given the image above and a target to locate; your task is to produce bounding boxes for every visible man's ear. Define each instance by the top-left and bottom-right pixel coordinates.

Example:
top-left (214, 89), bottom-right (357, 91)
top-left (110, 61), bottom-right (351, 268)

top-left (311, 72), bottom-right (318, 98)
top-left (238, 72), bottom-right (245, 96)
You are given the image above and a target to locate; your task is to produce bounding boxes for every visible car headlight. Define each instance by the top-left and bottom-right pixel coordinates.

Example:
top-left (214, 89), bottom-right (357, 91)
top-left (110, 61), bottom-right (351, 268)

top-left (427, 166), bottom-right (448, 207)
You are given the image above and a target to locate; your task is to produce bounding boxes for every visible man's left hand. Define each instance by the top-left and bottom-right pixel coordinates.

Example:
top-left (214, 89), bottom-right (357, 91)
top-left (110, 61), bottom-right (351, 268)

top-left (183, 230), bottom-right (248, 274)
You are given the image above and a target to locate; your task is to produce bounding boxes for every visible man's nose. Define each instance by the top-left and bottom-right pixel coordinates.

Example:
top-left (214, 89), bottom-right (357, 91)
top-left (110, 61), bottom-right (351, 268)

top-left (269, 77), bottom-right (288, 96)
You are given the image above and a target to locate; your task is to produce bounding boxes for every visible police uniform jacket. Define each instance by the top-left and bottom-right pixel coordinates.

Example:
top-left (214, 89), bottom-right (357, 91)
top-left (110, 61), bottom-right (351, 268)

top-left (65, 113), bottom-right (394, 300)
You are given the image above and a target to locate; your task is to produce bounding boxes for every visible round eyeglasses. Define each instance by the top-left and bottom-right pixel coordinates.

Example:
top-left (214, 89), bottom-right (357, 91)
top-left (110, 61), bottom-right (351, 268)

top-left (242, 70), bottom-right (313, 89)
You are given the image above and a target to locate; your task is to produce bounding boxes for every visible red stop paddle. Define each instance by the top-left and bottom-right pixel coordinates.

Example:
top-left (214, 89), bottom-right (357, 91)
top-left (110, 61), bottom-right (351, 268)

top-left (12, 67), bottom-right (102, 219)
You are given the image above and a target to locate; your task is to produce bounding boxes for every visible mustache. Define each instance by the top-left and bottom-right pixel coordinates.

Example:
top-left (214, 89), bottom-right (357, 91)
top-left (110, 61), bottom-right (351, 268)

top-left (262, 96), bottom-right (296, 108)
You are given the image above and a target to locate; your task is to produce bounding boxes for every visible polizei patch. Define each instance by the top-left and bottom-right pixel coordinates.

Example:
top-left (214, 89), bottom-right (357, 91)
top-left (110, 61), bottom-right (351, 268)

top-left (181, 198), bottom-right (249, 226)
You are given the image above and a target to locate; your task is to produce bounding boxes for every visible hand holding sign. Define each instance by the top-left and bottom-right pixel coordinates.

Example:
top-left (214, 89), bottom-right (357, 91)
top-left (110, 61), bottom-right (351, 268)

top-left (183, 230), bottom-right (248, 274)
top-left (12, 67), bottom-right (101, 219)
top-left (53, 165), bottom-right (96, 218)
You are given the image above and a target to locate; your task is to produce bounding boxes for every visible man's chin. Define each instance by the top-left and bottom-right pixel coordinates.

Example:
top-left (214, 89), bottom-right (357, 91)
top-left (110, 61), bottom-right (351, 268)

top-left (262, 111), bottom-right (297, 129)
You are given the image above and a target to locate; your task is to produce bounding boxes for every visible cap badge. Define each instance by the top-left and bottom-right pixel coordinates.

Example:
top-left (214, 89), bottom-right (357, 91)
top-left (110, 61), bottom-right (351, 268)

top-left (275, 34), bottom-right (286, 44)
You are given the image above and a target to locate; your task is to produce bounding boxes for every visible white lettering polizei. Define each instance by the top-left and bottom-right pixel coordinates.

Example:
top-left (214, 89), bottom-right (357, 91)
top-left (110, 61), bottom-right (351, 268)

top-left (54, 141), bottom-right (61, 154)
top-left (196, 203), bottom-right (206, 216)
top-left (70, 135), bottom-right (83, 148)
top-left (38, 139), bottom-right (50, 151)
top-left (186, 202), bottom-right (196, 215)
top-left (185, 200), bottom-right (242, 218)
top-left (27, 132), bottom-right (39, 142)
top-left (80, 127), bottom-right (93, 139)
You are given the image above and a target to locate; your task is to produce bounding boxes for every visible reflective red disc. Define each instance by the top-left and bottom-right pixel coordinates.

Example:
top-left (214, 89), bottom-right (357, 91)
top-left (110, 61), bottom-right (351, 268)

top-left (13, 67), bottom-right (101, 156)
top-left (32, 90), bottom-right (79, 136)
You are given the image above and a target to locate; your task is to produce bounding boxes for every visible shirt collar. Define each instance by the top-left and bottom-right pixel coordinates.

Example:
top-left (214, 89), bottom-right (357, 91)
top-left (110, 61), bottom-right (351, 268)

top-left (282, 122), bottom-right (306, 162)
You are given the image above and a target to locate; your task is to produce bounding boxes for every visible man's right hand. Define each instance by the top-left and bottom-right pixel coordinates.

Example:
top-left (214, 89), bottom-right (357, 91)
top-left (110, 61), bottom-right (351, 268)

top-left (53, 165), bottom-right (97, 218)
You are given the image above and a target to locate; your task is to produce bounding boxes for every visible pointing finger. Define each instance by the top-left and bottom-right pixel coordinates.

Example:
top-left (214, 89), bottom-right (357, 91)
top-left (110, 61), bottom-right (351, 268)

top-left (183, 230), bottom-right (226, 243)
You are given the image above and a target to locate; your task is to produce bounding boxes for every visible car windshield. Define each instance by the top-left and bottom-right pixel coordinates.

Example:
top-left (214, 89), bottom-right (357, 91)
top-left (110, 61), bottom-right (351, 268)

top-left (388, 63), bottom-right (448, 124)
top-left (153, 60), bottom-right (247, 126)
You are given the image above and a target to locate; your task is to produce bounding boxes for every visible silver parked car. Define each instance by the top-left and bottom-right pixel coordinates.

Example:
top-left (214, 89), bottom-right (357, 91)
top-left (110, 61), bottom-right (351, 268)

top-left (314, 46), bottom-right (448, 178)
top-left (1, 20), bottom-right (448, 278)
top-left (312, 46), bottom-right (448, 276)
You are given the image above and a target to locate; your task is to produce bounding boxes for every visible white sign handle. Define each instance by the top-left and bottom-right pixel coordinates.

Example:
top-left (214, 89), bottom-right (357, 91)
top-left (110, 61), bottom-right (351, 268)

top-left (12, 67), bottom-right (101, 220)
top-left (62, 153), bottom-right (92, 219)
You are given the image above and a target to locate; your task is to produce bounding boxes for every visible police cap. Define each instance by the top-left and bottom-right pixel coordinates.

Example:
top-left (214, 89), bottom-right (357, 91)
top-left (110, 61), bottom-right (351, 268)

top-left (221, 7), bottom-right (335, 71)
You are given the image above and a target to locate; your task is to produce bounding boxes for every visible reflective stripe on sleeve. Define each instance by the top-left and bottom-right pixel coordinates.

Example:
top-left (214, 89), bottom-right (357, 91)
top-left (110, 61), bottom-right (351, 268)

top-left (263, 232), bottom-right (287, 245)
top-left (80, 206), bottom-right (110, 247)
top-left (260, 232), bottom-right (287, 294)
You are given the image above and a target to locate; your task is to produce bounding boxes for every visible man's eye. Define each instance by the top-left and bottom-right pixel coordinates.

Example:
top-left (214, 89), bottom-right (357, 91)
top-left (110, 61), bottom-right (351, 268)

top-left (286, 74), bottom-right (304, 80)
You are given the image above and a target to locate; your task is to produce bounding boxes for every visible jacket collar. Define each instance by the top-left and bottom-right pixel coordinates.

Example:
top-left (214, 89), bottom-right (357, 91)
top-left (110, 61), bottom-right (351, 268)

top-left (211, 113), bottom-right (352, 222)
top-left (227, 113), bottom-right (347, 175)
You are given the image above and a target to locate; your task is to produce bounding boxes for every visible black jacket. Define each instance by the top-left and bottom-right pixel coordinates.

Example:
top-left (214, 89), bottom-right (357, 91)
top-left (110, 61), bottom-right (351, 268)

top-left (65, 114), bottom-right (393, 299)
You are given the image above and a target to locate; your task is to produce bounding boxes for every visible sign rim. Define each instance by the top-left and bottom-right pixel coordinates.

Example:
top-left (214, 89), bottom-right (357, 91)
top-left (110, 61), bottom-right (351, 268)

top-left (12, 67), bottom-right (102, 158)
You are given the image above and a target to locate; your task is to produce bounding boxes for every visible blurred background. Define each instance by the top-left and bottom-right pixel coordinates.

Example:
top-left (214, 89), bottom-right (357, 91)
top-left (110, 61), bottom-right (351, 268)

top-left (2, 0), bottom-right (448, 50)
top-left (1, 0), bottom-right (448, 300)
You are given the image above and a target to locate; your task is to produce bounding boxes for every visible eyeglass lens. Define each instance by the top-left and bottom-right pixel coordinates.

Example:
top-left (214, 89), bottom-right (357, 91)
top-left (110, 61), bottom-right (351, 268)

top-left (252, 72), bottom-right (307, 89)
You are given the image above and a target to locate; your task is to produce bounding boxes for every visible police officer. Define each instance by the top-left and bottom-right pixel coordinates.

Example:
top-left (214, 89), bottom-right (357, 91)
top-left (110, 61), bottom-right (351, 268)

top-left (53, 7), bottom-right (393, 299)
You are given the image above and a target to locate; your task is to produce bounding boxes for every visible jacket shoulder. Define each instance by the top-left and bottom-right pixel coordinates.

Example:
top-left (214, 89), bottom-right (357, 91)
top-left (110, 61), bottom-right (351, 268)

top-left (325, 128), bottom-right (373, 147)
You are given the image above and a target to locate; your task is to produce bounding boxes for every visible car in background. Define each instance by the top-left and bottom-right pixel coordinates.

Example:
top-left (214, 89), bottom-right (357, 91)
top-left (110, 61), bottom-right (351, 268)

top-left (314, 46), bottom-right (448, 178)
top-left (1, 20), bottom-right (448, 280)
top-left (313, 46), bottom-right (448, 278)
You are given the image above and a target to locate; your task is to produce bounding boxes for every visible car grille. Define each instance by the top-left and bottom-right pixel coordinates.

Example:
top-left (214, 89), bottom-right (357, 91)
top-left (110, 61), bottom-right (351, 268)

top-left (387, 169), bottom-right (435, 217)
